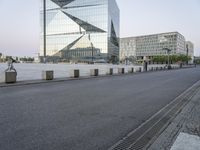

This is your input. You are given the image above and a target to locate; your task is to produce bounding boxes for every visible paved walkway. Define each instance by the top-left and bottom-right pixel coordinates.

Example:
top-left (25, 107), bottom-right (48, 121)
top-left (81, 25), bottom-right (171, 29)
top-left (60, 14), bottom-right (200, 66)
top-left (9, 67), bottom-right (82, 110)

top-left (0, 67), bottom-right (200, 150)
top-left (171, 132), bottom-right (200, 150)
top-left (148, 82), bottom-right (200, 150)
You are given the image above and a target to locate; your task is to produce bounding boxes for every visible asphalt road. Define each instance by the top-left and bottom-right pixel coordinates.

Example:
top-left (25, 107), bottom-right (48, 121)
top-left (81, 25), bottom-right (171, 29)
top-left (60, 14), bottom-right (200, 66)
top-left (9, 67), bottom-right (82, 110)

top-left (0, 68), bottom-right (200, 150)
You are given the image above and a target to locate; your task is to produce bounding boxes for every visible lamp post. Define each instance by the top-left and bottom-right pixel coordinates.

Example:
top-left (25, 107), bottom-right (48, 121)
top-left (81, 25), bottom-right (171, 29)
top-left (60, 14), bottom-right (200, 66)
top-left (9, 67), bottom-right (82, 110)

top-left (91, 43), bottom-right (94, 64)
top-left (89, 34), bottom-right (94, 64)
top-left (43, 0), bottom-right (46, 63)
top-left (186, 44), bottom-right (189, 65)
top-left (163, 48), bottom-right (172, 69)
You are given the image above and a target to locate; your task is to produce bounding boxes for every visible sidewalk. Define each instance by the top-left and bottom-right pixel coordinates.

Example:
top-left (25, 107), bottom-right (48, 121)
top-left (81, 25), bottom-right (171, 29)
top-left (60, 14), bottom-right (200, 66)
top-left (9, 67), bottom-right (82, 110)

top-left (148, 84), bottom-right (200, 150)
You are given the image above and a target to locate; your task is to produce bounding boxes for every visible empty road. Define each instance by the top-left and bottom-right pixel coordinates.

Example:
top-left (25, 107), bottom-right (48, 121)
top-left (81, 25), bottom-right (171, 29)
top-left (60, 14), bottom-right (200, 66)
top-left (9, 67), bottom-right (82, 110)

top-left (0, 67), bottom-right (200, 150)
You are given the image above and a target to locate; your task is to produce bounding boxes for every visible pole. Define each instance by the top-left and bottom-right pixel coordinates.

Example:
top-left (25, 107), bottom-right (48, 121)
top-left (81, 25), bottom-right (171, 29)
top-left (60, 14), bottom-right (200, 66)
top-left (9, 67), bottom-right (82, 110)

top-left (92, 43), bottom-right (94, 64)
top-left (186, 44), bottom-right (189, 65)
top-left (167, 50), bottom-right (172, 69)
top-left (168, 51), bottom-right (170, 67)
top-left (43, 0), bottom-right (46, 63)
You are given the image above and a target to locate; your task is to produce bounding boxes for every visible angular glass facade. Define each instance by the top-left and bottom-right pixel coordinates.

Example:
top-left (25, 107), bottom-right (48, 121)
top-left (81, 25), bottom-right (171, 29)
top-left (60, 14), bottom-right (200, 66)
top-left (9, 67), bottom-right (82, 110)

top-left (40, 0), bottom-right (119, 63)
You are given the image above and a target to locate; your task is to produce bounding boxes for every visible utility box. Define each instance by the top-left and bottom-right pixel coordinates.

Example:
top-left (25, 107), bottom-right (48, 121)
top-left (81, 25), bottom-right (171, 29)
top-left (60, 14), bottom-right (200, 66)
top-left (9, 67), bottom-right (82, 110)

top-left (42, 71), bottom-right (54, 80)
top-left (90, 69), bottom-right (99, 76)
top-left (70, 70), bottom-right (80, 78)
top-left (5, 71), bottom-right (17, 83)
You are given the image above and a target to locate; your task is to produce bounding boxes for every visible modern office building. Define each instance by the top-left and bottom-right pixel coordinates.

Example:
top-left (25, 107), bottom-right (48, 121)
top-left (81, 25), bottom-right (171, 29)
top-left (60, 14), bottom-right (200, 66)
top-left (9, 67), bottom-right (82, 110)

top-left (120, 32), bottom-right (187, 61)
top-left (186, 41), bottom-right (194, 63)
top-left (40, 0), bottom-right (120, 63)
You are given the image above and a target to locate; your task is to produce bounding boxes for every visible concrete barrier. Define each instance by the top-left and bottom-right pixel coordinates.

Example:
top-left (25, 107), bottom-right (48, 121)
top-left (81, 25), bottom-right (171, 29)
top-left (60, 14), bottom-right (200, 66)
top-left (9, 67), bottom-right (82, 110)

top-left (5, 71), bottom-right (17, 83)
top-left (42, 71), bottom-right (54, 80)
top-left (107, 68), bottom-right (113, 75)
top-left (90, 69), bottom-right (99, 76)
top-left (70, 69), bottom-right (80, 78)
top-left (118, 68), bottom-right (125, 74)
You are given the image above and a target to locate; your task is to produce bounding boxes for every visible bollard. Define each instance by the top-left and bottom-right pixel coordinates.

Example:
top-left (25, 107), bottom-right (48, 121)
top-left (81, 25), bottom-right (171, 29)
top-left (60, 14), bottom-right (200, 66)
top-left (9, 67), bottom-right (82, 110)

top-left (5, 71), bottom-right (17, 83)
top-left (143, 61), bottom-right (148, 72)
top-left (128, 67), bottom-right (134, 73)
top-left (90, 69), bottom-right (98, 76)
top-left (108, 68), bottom-right (113, 75)
top-left (138, 67), bottom-right (142, 72)
top-left (180, 63), bottom-right (183, 68)
top-left (118, 68), bottom-right (125, 74)
top-left (42, 70), bottom-right (54, 80)
top-left (70, 69), bottom-right (80, 78)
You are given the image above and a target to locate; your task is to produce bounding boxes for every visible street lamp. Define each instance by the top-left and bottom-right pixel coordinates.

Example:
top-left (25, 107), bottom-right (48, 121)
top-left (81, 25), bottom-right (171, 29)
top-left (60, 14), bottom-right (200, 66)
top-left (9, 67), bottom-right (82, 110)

top-left (90, 43), bottom-right (94, 64)
top-left (43, 0), bottom-right (46, 63)
top-left (89, 34), bottom-right (94, 64)
top-left (163, 48), bottom-right (172, 69)
top-left (186, 44), bottom-right (189, 65)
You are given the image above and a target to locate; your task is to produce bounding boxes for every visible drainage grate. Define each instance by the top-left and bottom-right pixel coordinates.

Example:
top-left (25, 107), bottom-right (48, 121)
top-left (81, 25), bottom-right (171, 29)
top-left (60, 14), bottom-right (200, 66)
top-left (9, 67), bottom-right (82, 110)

top-left (109, 81), bottom-right (200, 150)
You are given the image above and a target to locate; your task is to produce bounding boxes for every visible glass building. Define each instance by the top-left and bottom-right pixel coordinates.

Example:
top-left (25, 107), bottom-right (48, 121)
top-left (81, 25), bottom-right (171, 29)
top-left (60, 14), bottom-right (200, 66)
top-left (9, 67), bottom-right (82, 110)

top-left (40, 0), bottom-right (119, 63)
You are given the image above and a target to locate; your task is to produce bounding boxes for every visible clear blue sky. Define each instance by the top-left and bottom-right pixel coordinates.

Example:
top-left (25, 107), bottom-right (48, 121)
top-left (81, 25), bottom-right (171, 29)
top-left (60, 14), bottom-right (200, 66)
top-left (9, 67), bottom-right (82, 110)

top-left (0, 0), bottom-right (200, 56)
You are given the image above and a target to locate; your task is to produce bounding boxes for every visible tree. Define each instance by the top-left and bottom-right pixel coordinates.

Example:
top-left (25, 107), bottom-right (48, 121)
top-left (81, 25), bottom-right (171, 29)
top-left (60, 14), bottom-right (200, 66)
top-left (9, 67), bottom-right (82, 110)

top-left (152, 54), bottom-right (191, 64)
top-left (177, 55), bottom-right (191, 63)
top-left (152, 55), bottom-right (168, 64)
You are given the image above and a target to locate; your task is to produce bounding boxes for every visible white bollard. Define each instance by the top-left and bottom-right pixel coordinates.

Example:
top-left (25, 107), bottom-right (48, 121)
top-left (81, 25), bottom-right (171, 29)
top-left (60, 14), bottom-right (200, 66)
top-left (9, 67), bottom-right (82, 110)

top-left (107, 68), bottom-right (113, 75)
top-left (118, 68), bottom-right (125, 74)
top-left (90, 69), bottom-right (99, 76)
top-left (5, 71), bottom-right (17, 83)
top-left (128, 68), bottom-right (134, 73)
top-left (42, 71), bottom-right (54, 80)
top-left (70, 69), bottom-right (80, 78)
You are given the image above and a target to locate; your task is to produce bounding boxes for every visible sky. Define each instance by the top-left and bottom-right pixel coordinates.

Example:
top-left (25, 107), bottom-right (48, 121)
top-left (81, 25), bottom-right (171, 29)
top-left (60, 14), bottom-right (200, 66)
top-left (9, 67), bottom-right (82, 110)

top-left (0, 0), bottom-right (200, 56)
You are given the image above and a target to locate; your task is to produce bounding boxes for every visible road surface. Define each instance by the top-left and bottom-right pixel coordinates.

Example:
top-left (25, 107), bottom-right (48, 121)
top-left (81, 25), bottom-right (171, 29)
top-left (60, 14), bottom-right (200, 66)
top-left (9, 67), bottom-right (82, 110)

top-left (0, 68), bottom-right (200, 150)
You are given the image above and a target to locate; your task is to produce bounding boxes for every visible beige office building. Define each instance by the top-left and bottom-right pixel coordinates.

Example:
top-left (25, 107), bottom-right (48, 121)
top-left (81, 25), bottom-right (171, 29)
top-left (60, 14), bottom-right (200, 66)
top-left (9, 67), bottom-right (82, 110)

top-left (120, 32), bottom-right (187, 61)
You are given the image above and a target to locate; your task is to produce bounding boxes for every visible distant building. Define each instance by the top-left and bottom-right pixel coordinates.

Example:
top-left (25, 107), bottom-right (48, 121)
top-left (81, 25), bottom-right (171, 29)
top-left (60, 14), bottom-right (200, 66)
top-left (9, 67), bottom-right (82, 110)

top-left (185, 41), bottom-right (194, 63)
top-left (120, 32), bottom-right (187, 62)
top-left (40, 0), bottom-right (120, 63)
